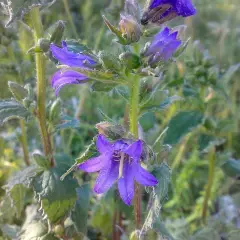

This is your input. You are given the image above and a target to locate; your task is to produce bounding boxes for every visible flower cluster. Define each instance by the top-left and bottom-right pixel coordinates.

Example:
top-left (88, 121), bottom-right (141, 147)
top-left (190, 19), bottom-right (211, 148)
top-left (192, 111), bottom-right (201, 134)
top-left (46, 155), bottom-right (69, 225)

top-left (48, 0), bottom-right (197, 205)
top-left (50, 41), bottom-right (96, 95)
top-left (78, 135), bottom-right (158, 205)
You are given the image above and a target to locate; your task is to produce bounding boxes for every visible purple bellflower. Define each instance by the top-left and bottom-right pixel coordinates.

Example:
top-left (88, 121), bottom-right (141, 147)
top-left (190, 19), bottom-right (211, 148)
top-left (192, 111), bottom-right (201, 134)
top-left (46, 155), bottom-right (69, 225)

top-left (78, 135), bottom-right (158, 205)
top-left (141, 0), bottom-right (196, 25)
top-left (50, 41), bottom-right (96, 95)
top-left (144, 27), bottom-right (181, 65)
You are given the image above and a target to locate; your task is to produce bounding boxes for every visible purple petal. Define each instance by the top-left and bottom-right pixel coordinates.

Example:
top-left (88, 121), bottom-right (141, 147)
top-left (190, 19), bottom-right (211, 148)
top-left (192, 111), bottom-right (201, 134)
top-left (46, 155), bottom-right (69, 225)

top-left (175, 0), bottom-right (196, 17)
top-left (149, 0), bottom-right (196, 17)
top-left (93, 160), bottom-right (119, 194)
top-left (78, 153), bottom-right (111, 173)
top-left (51, 70), bottom-right (88, 95)
top-left (123, 140), bottom-right (142, 161)
top-left (118, 162), bottom-right (135, 205)
top-left (96, 135), bottom-right (113, 154)
top-left (135, 164), bottom-right (158, 186)
top-left (50, 42), bottom-right (96, 68)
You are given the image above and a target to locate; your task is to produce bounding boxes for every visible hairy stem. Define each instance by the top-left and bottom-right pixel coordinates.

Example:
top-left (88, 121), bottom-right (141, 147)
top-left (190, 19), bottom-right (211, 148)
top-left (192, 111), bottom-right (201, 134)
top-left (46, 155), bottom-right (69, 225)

top-left (129, 75), bottom-right (142, 229)
top-left (30, 7), bottom-right (54, 167)
top-left (62, 0), bottom-right (79, 38)
top-left (202, 147), bottom-right (216, 223)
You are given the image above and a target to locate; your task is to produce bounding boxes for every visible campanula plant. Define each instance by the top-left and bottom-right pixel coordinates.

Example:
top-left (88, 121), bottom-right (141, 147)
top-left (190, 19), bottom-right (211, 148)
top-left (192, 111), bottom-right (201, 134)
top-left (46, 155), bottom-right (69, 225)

top-left (8, 0), bottom-right (240, 240)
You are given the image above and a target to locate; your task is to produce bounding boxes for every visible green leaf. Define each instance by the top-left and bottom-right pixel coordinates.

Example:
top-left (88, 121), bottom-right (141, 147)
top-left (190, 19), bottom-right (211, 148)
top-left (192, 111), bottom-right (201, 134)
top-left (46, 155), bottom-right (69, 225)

top-left (227, 230), bottom-right (240, 240)
top-left (141, 163), bottom-right (172, 237)
top-left (8, 81), bottom-right (28, 102)
top-left (97, 108), bottom-right (116, 123)
top-left (3, 165), bottom-right (39, 192)
top-left (2, 0), bottom-right (56, 27)
top-left (221, 159), bottom-right (240, 178)
top-left (32, 168), bottom-right (78, 223)
top-left (71, 184), bottom-right (91, 235)
top-left (65, 40), bottom-right (92, 54)
top-left (164, 111), bottom-right (204, 145)
top-left (91, 81), bottom-right (118, 92)
top-left (152, 163), bottom-right (172, 202)
top-left (153, 220), bottom-right (175, 240)
top-left (10, 184), bottom-right (27, 217)
top-left (33, 151), bottom-right (51, 169)
top-left (0, 100), bottom-right (29, 125)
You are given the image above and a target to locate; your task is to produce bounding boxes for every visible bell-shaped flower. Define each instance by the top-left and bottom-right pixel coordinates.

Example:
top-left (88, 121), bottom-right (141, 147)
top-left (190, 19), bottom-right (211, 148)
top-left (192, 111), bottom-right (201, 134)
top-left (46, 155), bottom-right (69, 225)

top-left (78, 135), bottom-right (158, 205)
top-left (143, 27), bottom-right (181, 66)
top-left (141, 0), bottom-right (196, 25)
top-left (50, 41), bottom-right (97, 95)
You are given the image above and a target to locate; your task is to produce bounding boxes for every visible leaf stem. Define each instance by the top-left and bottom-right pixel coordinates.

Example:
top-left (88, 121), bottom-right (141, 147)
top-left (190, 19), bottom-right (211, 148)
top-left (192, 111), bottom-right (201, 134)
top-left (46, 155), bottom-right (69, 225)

top-left (202, 147), bottom-right (216, 223)
top-left (30, 7), bottom-right (54, 167)
top-left (129, 75), bottom-right (142, 229)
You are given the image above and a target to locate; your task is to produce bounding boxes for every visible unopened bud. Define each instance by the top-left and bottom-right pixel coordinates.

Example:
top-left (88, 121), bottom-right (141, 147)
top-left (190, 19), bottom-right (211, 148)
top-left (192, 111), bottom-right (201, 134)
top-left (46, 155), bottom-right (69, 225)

top-left (119, 14), bottom-right (142, 43)
top-left (33, 151), bottom-right (50, 169)
top-left (50, 20), bottom-right (65, 45)
top-left (96, 122), bottom-right (126, 140)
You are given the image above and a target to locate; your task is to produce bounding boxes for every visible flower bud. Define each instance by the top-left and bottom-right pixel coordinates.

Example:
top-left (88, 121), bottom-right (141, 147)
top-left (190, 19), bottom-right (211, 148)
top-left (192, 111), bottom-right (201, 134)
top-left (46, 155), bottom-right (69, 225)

top-left (96, 122), bottom-right (126, 140)
top-left (38, 38), bottom-right (50, 53)
top-left (50, 20), bottom-right (65, 45)
top-left (119, 14), bottom-right (142, 43)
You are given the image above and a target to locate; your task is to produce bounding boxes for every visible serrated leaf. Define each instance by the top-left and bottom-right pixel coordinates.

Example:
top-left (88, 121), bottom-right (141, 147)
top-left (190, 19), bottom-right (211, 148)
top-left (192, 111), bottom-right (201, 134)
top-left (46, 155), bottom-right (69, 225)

top-left (10, 184), bottom-right (27, 217)
top-left (221, 159), bottom-right (240, 178)
top-left (71, 184), bottom-right (90, 235)
top-left (141, 163), bottom-right (172, 237)
top-left (0, 100), bottom-right (29, 125)
top-left (152, 163), bottom-right (172, 202)
top-left (2, 0), bottom-right (56, 27)
top-left (3, 165), bottom-right (39, 192)
top-left (32, 167), bottom-right (78, 223)
top-left (164, 111), bottom-right (204, 145)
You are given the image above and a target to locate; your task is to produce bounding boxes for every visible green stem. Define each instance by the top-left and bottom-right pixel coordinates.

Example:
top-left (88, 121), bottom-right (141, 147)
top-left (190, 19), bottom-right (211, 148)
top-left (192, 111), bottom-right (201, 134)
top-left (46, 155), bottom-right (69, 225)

top-left (20, 119), bottom-right (30, 166)
top-left (62, 0), bottom-right (79, 38)
top-left (30, 7), bottom-right (54, 167)
top-left (129, 75), bottom-right (142, 229)
top-left (202, 147), bottom-right (216, 223)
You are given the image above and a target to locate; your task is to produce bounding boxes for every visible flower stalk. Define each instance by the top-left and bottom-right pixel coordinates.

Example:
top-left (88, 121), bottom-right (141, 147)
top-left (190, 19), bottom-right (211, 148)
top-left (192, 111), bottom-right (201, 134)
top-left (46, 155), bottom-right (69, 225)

top-left (30, 7), bottom-right (54, 167)
top-left (129, 75), bottom-right (142, 229)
